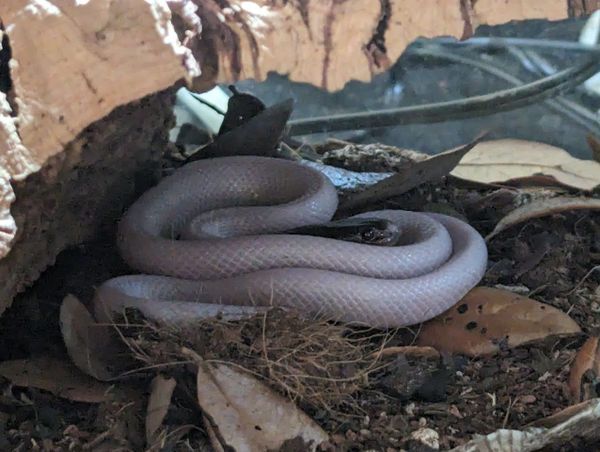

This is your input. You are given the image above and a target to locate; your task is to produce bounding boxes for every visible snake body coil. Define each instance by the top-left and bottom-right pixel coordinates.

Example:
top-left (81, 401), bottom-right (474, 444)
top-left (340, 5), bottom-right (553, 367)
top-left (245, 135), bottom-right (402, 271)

top-left (93, 156), bottom-right (488, 328)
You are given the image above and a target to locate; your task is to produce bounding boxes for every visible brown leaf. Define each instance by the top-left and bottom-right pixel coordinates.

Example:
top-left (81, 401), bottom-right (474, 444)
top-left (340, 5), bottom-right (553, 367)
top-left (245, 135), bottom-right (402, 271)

top-left (451, 139), bottom-right (600, 191)
top-left (0, 356), bottom-right (111, 403)
top-left (417, 287), bottom-right (581, 356)
top-left (146, 375), bottom-right (177, 446)
top-left (568, 337), bottom-right (600, 403)
top-left (59, 294), bottom-right (125, 381)
top-left (181, 348), bottom-right (328, 451)
top-left (339, 136), bottom-right (483, 211)
top-left (486, 196), bottom-right (600, 240)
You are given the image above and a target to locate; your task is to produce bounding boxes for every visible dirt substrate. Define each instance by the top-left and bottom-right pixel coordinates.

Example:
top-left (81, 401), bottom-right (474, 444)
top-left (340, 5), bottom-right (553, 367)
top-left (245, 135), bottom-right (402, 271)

top-left (0, 159), bottom-right (598, 450)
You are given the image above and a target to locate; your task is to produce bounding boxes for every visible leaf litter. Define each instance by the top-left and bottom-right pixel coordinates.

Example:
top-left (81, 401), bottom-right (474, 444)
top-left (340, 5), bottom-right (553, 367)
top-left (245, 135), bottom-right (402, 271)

top-left (1, 93), bottom-right (600, 450)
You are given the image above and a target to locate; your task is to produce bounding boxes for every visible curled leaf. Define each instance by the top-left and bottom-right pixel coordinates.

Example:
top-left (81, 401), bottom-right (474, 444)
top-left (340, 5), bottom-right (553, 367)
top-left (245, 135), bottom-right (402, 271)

top-left (451, 139), bottom-right (600, 191)
top-left (417, 287), bottom-right (581, 356)
top-left (568, 336), bottom-right (600, 402)
top-left (59, 294), bottom-right (126, 381)
top-left (188, 98), bottom-right (293, 160)
top-left (486, 197), bottom-right (600, 240)
top-left (527, 398), bottom-right (600, 429)
top-left (146, 375), bottom-right (177, 446)
top-left (339, 136), bottom-right (482, 211)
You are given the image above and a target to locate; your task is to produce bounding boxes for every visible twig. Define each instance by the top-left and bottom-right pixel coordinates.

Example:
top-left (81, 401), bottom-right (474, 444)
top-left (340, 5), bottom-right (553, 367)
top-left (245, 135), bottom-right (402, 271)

top-left (566, 265), bottom-right (600, 296)
top-left (188, 92), bottom-right (226, 116)
top-left (411, 46), bottom-right (600, 137)
top-left (502, 396), bottom-right (516, 429)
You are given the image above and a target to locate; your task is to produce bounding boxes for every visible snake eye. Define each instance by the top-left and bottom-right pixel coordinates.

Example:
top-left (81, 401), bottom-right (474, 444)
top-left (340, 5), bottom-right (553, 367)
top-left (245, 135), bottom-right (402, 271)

top-left (361, 230), bottom-right (376, 241)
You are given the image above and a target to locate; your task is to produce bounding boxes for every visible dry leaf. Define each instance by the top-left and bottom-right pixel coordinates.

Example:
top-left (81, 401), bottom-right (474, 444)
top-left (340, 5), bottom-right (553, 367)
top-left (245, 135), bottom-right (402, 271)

top-left (182, 348), bottom-right (328, 451)
top-left (451, 139), bottom-right (600, 191)
top-left (0, 356), bottom-right (111, 403)
top-left (568, 337), bottom-right (600, 402)
top-left (528, 398), bottom-right (600, 429)
top-left (417, 287), bottom-right (581, 356)
top-left (339, 137), bottom-right (482, 211)
top-left (451, 399), bottom-right (600, 452)
top-left (146, 375), bottom-right (177, 447)
top-left (486, 197), bottom-right (600, 240)
top-left (59, 294), bottom-right (125, 381)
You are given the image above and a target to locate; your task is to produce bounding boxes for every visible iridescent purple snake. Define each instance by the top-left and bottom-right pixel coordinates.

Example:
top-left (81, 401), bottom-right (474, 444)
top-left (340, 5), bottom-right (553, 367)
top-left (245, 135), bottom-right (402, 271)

top-left (92, 156), bottom-right (488, 328)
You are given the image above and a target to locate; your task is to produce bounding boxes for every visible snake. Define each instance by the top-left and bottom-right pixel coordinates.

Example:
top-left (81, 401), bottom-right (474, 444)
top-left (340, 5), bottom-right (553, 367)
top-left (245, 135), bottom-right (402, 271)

top-left (92, 155), bottom-right (488, 329)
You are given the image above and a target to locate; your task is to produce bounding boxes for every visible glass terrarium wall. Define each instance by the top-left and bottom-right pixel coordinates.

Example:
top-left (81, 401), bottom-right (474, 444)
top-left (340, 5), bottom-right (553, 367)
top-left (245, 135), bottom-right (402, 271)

top-left (233, 16), bottom-right (600, 160)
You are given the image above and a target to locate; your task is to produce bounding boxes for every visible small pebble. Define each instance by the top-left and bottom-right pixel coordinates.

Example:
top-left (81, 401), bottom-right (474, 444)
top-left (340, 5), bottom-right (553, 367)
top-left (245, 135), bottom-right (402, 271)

top-left (331, 434), bottom-right (345, 445)
top-left (410, 427), bottom-right (440, 449)
top-left (538, 371), bottom-right (552, 382)
top-left (520, 394), bottom-right (537, 404)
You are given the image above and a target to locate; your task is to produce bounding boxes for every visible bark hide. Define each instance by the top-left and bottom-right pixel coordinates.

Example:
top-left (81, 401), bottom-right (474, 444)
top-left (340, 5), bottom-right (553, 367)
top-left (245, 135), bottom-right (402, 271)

top-left (0, 0), bottom-right (596, 315)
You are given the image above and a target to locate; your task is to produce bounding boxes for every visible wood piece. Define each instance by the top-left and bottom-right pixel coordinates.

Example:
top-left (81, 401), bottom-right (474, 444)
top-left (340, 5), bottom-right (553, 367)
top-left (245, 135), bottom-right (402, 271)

top-left (0, 0), bottom-right (197, 312)
top-left (186, 0), bottom-right (576, 92)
